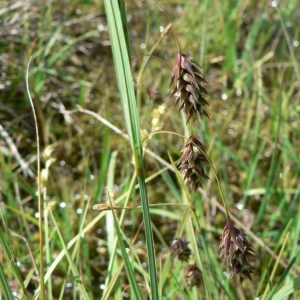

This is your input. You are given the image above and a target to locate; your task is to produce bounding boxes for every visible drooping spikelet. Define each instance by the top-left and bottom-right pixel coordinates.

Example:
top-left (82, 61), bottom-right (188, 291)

top-left (171, 238), bottom-right (192, 262)
top-left (185, 264), bottom-right (202, 287)
top-left (170, 51), bottom-right (209, 123)
top-left (178, 136), bottom-right (209, 191)
top-left (219, 219), bottom-right (255, 282)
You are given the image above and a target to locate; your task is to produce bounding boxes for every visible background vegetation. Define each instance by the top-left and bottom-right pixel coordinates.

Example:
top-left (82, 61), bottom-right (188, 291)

top-left (0, 0), bottom-right (299, 299)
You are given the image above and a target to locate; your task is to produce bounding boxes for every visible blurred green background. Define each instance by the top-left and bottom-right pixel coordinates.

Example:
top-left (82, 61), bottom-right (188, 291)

top-left (0, 0), bottom-right (299, 299)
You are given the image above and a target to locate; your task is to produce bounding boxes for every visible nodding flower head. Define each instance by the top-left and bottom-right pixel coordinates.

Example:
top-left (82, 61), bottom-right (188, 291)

top-left (219, 219), bottom-right (256, 282)
top-left (178, 136), bottom-right (210, 191)
top-left (185, 264), bottom-right (202, 287)
top-left (170, 52), bottom-right (209, 123)
top-left (171, 238), bottom-right (192, 262)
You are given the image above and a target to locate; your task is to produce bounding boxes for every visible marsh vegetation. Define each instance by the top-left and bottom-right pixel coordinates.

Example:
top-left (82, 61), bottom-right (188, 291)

top-left (0, 0), bottom-right (300, 299)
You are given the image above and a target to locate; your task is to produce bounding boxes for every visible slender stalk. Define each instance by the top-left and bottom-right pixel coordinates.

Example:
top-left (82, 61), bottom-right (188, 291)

top-left (153, 0), bottom-right (181, 51)
top-left (209, 162), bottom-right (230, 219)
top-left (26, 57), bottom-right (45, 299)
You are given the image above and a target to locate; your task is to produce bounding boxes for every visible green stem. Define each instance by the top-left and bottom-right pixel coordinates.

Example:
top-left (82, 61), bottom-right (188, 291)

top-left (26, 57), bottom-right (45, 299)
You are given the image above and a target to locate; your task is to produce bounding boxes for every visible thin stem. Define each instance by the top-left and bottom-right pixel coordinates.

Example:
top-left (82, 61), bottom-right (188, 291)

top-left (26, 57), bottom-right (45, 299)
top-left (208, 159), bottom-right (230, 219)
top-left (152, 0), bottom-right (181, 51)
top-left (190, 140), bottom-right (230, 219)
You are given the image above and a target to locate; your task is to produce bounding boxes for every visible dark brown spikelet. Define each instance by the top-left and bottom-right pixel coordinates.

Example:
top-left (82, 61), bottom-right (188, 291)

top-left (171, 238), bottom-right (192, 262)
top-left (219, 219), bottom-right (256, 282)
top-left (178, 136), bottom-right (210, 191)
top-left (170, 51), bottom-right (209, 123)
top-left (185, 264), bottom-right (202, 287)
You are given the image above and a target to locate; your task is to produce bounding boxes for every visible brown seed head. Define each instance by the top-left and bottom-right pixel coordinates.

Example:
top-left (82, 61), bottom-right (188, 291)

top-left (170, 51), bottom-right (209, 123)
top-left (185, 264), bottom-right (202, 287)
top-left (171, 238), bottom-right (192, 262)
top-left (219, 219), bottom-right (255, 282)
top-left (178, 136), bottom-right (209, 191)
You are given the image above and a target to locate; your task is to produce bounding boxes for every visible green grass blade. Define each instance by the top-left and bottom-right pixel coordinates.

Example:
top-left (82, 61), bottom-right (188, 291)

top-left (48, 211), bottom-right (90, 300)
top-left (266, 247), bottom-right (300, 300)
top-left (272, 276), bottom-right (300, 300)
top-left (0, 232), bottom-right (26, 294)
top-left (103, 1), bottom-right (158, 298)
top-left (108, 195), bottom-right (143, 300)
top-left (0, 262), bottom-right (14, 300)
top-left (105, 150), bottom-right (122, 299)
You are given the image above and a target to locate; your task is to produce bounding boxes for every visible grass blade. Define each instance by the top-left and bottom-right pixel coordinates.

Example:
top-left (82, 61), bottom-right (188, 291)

top-left (48, 211), bottom-right (90, 300)
top-left (267, 247), bottom-right (300, 300)
top-left (103, 1), bottom-right (158, 298)
top-left (0, 262), bottom-right (14, 300)
top-left (108, 195), bottom-right (143, 300)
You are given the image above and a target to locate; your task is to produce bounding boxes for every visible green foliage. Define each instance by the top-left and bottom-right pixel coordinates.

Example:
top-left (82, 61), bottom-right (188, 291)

top-left (0, 0), bottom-right (299, 299)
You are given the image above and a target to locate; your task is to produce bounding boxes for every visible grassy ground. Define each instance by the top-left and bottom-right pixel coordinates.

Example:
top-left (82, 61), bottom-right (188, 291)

top-left (0, 0), bottom-right (300, 299)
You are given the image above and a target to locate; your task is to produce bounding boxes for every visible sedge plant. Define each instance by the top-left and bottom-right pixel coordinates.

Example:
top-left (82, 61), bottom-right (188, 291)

top-left (1, 0), bottom-right (300, 299)
top-left (103, 0), bottom-right (256, 298)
